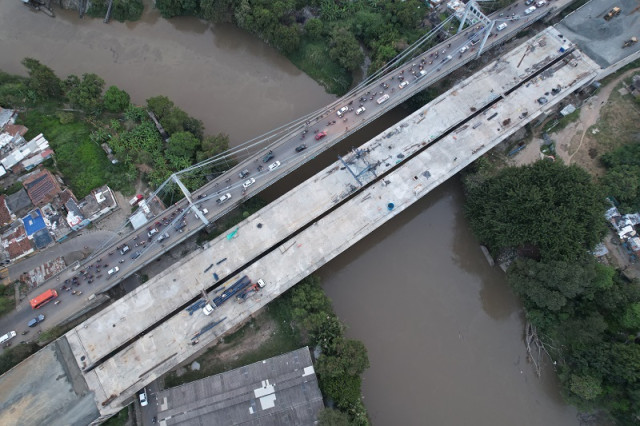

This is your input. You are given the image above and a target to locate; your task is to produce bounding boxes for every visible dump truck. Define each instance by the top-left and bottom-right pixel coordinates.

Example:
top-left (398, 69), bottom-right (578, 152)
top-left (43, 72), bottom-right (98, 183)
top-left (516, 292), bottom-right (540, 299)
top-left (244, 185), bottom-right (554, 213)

top-left (604, 7), bottom-right (621, 21)
top-left (623, 37), bottom-right (638, 48)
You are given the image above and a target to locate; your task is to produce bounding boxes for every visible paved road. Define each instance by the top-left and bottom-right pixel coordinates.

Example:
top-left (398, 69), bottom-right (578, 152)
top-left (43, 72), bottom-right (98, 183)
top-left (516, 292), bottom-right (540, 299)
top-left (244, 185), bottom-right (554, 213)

top-left (0, 0), bottom-right (565, 345)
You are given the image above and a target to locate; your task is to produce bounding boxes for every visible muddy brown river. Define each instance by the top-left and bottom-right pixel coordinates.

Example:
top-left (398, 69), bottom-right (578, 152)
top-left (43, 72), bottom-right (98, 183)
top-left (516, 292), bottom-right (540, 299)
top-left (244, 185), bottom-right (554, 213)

top-left (0, 2), bottom-right (578, 424)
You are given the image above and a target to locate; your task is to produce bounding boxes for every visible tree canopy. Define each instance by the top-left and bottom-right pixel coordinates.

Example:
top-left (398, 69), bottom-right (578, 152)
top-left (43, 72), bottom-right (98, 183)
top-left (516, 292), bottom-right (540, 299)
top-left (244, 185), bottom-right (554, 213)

top-left (103, 86), bottom-right (131, 113)
top-left (465, 160), bottom-right (607, 261)
top-left (21, 58), bottom-right (62, 99)
top-left (65, 73), bottom-right (105, 115)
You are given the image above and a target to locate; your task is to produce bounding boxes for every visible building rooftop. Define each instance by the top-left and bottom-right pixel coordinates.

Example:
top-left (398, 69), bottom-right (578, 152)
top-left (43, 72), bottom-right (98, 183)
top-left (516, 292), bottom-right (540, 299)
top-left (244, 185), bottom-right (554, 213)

top-left (156, 347), bottom-right (323, 426)
top-left (5, 189), bottom-right (33, 218)
top-left (23, 169), bottom-right (61, 207)
top-left (0, 108), bottom-right (15, 130)
top-left (22, 208), bottom-right (47, 237)
top-left (2, 124), bottom-right (28, 138)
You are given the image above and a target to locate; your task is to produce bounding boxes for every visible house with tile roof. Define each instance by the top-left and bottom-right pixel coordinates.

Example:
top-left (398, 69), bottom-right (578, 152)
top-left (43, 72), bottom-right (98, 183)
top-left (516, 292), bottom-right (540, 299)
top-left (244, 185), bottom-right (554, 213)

top-left (23, 169), bottom-right (62, 207)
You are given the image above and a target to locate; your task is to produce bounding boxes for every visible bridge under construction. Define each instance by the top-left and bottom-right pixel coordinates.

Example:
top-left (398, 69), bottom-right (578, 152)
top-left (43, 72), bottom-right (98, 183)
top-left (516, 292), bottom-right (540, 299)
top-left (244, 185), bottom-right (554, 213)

top-left (0, 26), bottom-right (602, 425)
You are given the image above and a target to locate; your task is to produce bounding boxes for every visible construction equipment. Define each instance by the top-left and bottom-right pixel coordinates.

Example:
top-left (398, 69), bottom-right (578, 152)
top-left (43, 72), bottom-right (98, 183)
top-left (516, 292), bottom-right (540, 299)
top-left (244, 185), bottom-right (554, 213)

top-left (604, 7), bottom-right (621, 21)
top-left (236, 279), bottom-right (266, 303)
top-left (623, 37), bottom-right (638, 48)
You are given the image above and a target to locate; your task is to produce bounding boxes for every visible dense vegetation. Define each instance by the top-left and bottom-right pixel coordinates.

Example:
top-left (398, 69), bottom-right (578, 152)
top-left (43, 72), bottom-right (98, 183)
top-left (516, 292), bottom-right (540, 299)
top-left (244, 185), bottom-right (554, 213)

top-left (600, 143), bottom-right (640, 214)
top-left (464, 159), bottom-right (640, 423)
top-left (1, 59), bottom-right (230, 198)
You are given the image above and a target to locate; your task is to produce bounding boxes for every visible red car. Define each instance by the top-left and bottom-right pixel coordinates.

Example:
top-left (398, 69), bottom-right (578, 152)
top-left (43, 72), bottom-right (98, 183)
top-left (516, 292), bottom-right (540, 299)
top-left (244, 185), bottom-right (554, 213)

top-left (315, 131), bottom-right (327, 141)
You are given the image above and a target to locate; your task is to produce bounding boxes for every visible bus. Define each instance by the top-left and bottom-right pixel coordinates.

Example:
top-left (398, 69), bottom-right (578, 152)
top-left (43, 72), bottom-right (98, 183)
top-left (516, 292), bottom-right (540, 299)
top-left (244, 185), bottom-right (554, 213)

top-left (30, 289), bottom-right (58, 309)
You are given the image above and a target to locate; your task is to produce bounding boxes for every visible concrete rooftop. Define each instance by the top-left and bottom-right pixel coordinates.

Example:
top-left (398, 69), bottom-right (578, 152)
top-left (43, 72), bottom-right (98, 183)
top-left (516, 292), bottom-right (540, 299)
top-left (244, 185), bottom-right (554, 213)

top-left (156, 347), bottom-right (323, 426)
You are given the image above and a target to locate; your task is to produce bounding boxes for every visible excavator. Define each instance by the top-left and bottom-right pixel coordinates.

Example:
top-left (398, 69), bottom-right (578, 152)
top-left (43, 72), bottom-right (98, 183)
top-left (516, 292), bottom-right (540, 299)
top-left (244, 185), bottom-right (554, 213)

top-left (604, 7), bottom-right (621, 21)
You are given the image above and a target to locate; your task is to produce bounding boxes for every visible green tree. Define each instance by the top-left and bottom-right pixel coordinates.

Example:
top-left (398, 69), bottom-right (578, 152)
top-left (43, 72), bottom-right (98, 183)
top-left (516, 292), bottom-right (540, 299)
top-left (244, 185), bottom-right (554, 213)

top-left (166, 131), bottom-right (200, 162)
top-left (317, 408), bottom-right (351, 426)
top-left (316, 339), bottom-right (369, 377)
top-left (465, 160), bottom-right (607, 261)
top-left (21, 58), bottom-right (62, 99)
top-left (272, 24), bottom-right (300, 54)
top-left (507, 258), bottom-right (613, 312)
top-left (570, 374), bottom-right (603, 401)
top-left (304, 18), bottom-right (323, 40)
top-left (196, 133), bottom-right (230, 162)
top-left (320, 374), bottom-right (363, 410)
top-left (66, 73), bottom-right (105, 114)
top-left (329, 28), bottom-right (364, 71)
top-left (621, 303), bottom-right (640, 330)
top-left (103, 86), bottom-right (131, 113)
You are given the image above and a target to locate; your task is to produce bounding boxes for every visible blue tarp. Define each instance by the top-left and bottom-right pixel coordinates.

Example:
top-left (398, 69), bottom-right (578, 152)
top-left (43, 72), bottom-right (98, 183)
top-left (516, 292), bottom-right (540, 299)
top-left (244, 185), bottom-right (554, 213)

top-left (22, 209), bottom-right (47, 236)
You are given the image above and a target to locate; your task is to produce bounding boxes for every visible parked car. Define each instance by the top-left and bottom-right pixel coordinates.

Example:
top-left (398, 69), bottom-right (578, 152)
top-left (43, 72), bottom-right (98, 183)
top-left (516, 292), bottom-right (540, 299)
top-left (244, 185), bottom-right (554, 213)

top-left (295, 144), bottom-right (307, 152)
top-left (242, 178), bottom-right (256, 189)
top-left (27, 314), bottom-right (45, 328)
top-left (315, 131), bottom-right (327, 140)
top-left (0, 331), bottom-right (16, 345)
top-left (268, 161), bottom-right (281, 171)
top-left (139, 389), bottom-right (148, 407)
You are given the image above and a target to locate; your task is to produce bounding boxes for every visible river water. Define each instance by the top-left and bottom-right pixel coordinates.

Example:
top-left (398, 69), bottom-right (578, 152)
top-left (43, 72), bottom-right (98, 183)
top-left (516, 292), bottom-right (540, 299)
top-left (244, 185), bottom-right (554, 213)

top-left (0, 3), bottom-right (578, 424)
top-left (0, 0), bottom-right (334, 144)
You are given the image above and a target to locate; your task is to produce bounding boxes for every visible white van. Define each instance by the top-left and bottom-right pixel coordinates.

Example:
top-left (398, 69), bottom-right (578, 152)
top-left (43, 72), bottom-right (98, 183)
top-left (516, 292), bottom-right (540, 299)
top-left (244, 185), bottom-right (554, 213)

top-left (496, 23), bottom-right (507, 31)
top-left (0, 331), bottom-right (16, 344)
top-left (376, 94), bottom-right (390, 104)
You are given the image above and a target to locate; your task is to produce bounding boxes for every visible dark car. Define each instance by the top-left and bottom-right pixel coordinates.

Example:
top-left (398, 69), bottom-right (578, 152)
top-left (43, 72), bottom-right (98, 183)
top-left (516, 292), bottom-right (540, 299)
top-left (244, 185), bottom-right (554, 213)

top-left (537, 97), bottom-right (548, 105)
top-left (131, 251), bottom-right (142, 260)
top-left (238, 169), bottom-right (250, 179)
top-left (295, 144), bottom-right (307, 153)
top-left (262, 150), bottom-right (274, 163)
top-left (28, 314), bottom-right (45, 328)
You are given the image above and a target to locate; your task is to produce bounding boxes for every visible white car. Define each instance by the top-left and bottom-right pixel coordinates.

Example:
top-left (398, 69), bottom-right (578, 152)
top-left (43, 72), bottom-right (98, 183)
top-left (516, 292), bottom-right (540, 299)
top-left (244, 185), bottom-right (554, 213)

top-left (524, 6), bottom-right (536, 14)
top-left (268, 161), bottom-right (281, 171)
top-left (139, 389), bottom-right (148, 407)
top-left (0, 331), bottom-right (16, 345)
top-left (336, 106), bottom-right (349, 117)
top-left (202, 303), bottom-right (214, 315)
top-left (194, 208), bottom-right (208, 219)
top-left (496, 23), bottom-right (507, 31)
top-left (217, 193), bottom-right (231, 203)
top-left (355, 107), bottom-right (366, 115)
top-left (108, 266), bottom-right (120, 276)
top-left (242, 178), bottom-right (256, 189)
top-left (399, 81), bottom-right (409, 89)
top-left (459, 45), bottom-right (469, 54)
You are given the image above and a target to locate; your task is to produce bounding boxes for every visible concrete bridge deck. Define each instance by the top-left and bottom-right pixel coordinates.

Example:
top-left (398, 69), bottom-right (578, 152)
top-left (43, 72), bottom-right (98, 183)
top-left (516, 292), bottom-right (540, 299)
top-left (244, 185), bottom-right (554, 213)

top-left (0, 27), bottom-right (600, 425)
top-left (79, 27), bottom-right (597, 417)
top-left (65, 27), bottom-right (576, 370)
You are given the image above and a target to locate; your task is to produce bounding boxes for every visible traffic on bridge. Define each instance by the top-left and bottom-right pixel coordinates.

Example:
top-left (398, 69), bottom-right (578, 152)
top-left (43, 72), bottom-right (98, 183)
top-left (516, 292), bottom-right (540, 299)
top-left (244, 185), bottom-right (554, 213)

top-left (0, 0), bottom-right (562, 347)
